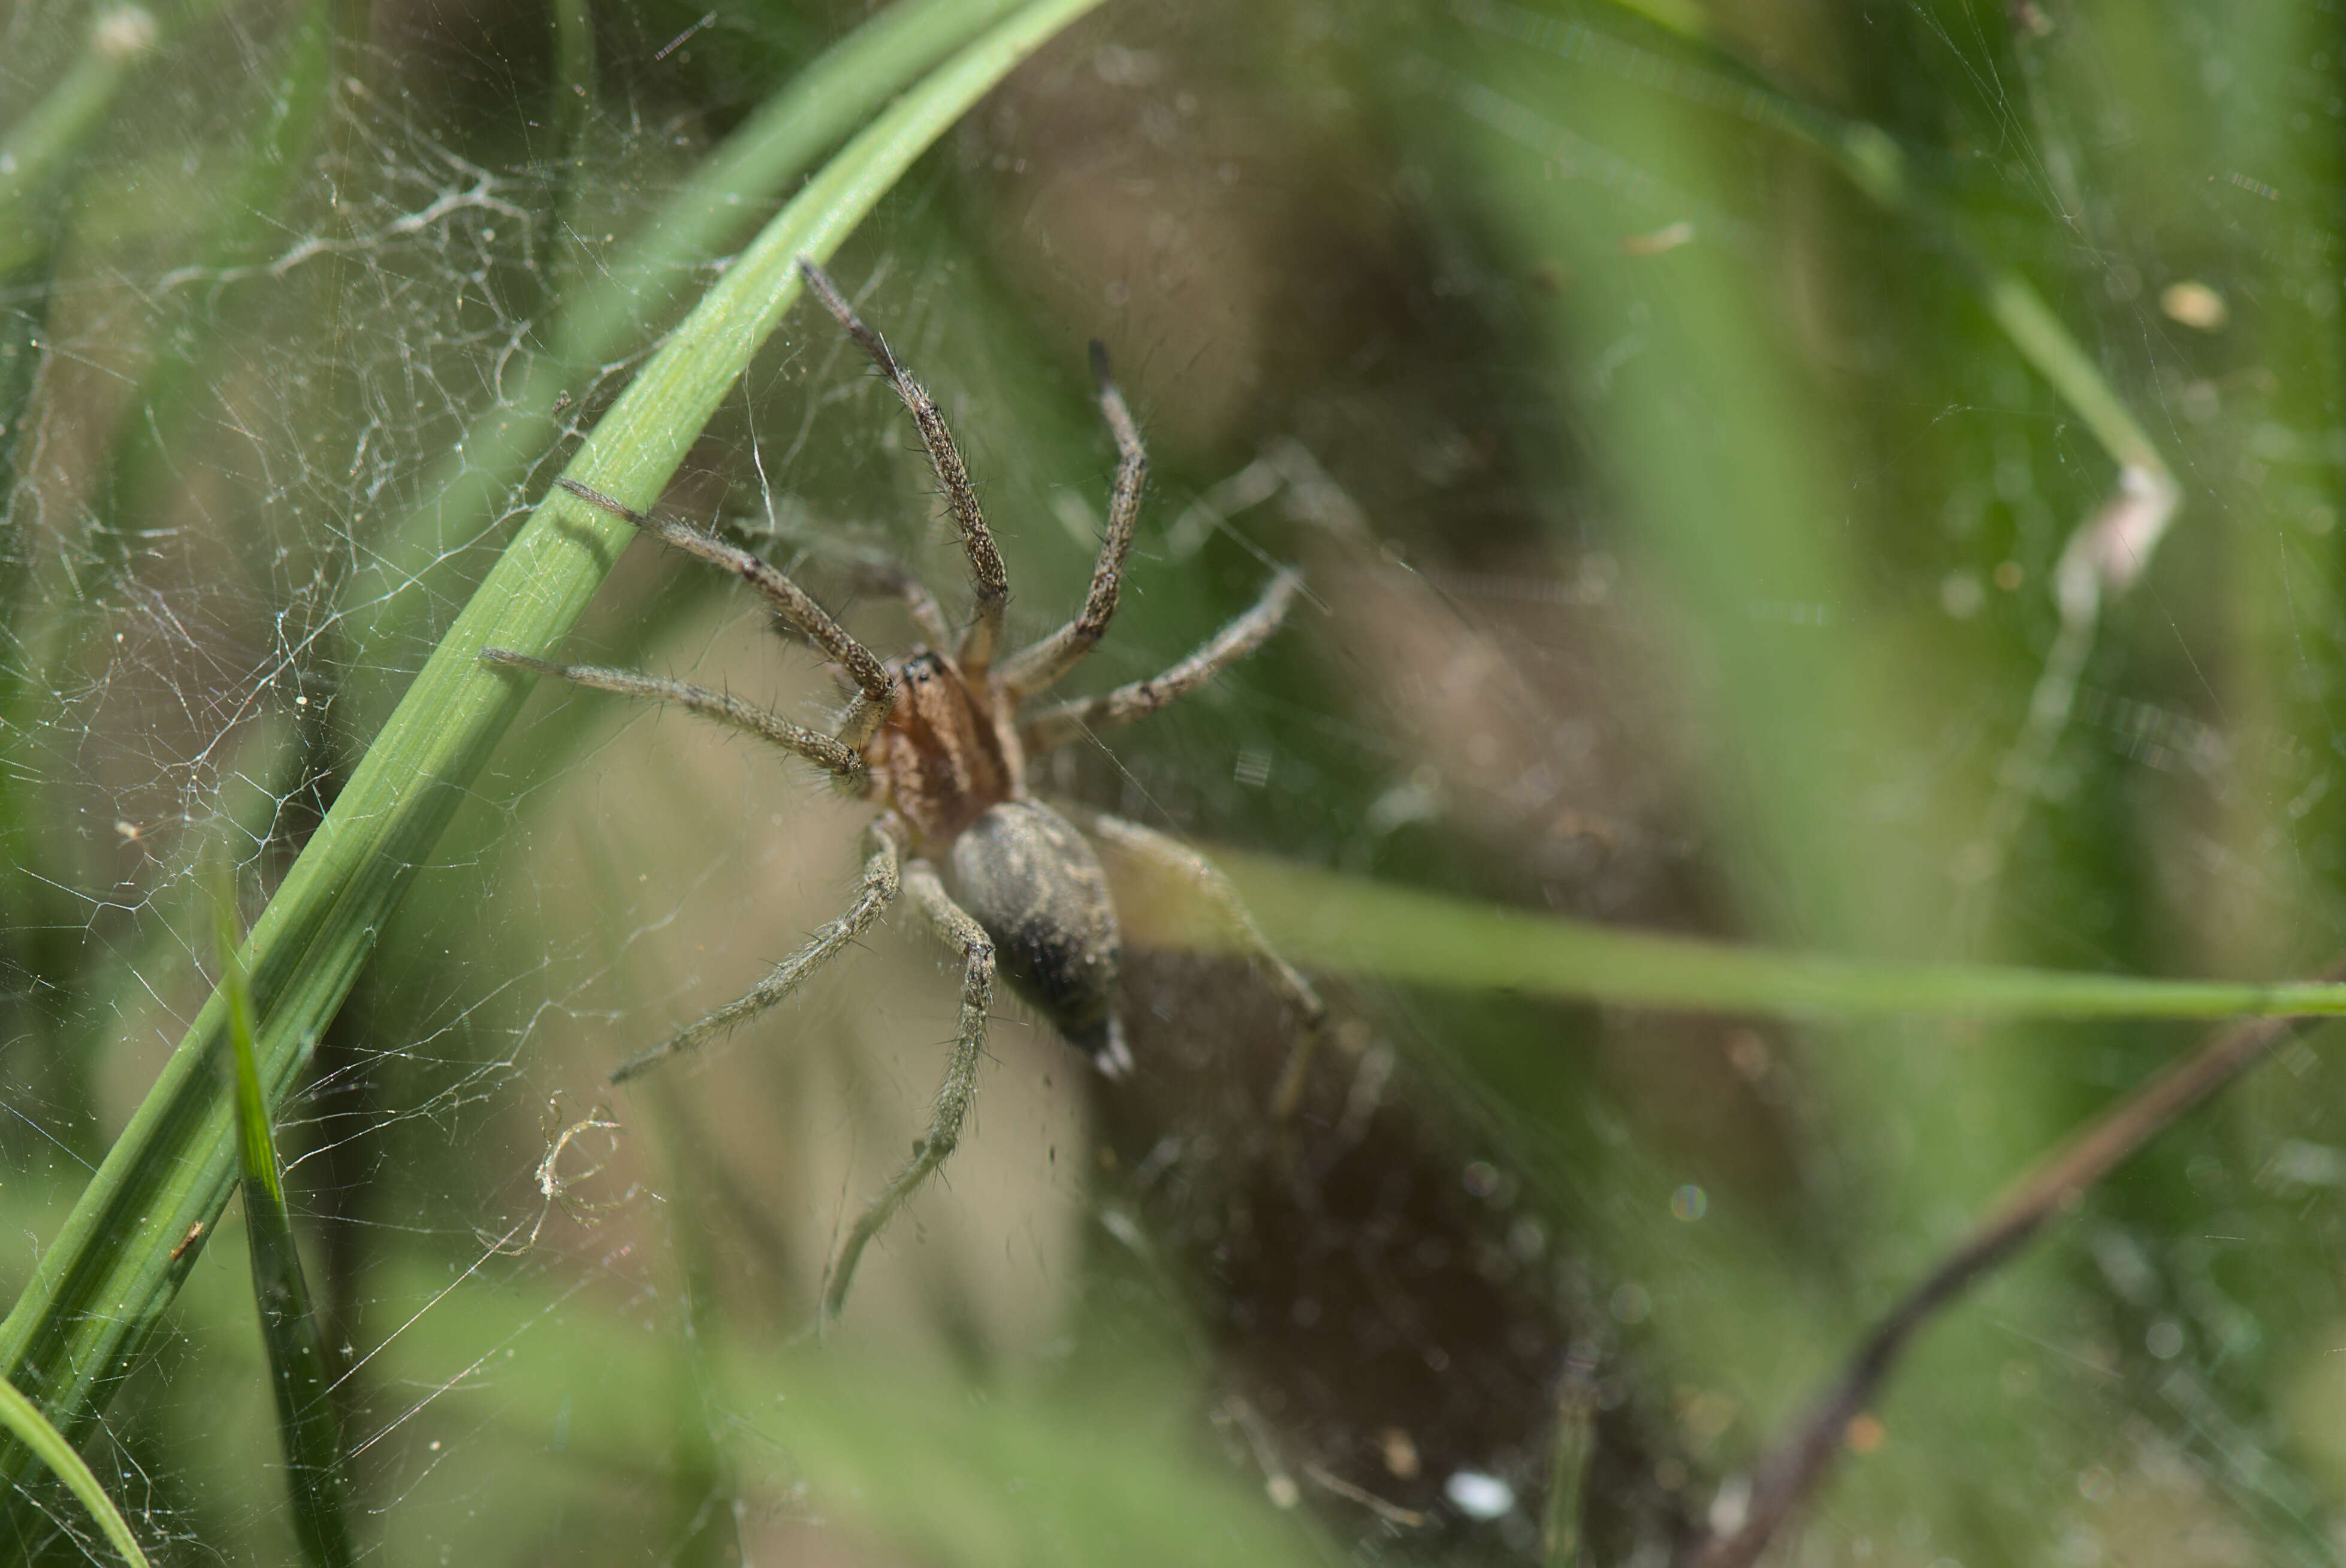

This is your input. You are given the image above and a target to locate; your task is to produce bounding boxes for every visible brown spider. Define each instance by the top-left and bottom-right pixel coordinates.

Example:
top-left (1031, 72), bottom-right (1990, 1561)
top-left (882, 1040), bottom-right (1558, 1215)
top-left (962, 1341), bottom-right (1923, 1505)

top-left (484, 259), bottom-right (1324, 1323)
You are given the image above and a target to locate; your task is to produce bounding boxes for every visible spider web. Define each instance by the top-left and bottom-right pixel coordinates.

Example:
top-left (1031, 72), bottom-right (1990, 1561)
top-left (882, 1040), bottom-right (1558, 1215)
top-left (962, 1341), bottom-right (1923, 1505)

top-left (4, 0), bottom-right (2345, 1564)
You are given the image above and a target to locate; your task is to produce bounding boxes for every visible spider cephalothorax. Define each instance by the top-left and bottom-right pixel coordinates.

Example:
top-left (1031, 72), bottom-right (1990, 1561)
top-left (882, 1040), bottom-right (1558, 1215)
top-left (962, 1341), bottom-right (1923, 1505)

top-left (484, 258), bottom-right (1321, 1323)
top-left (867, 647), bottom-right (1021, 847)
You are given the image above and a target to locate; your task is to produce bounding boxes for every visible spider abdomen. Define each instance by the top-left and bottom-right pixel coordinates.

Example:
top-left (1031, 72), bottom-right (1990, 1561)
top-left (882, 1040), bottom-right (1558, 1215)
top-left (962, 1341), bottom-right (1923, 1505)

top-left (947, 801), bottom-right (1128, 1072)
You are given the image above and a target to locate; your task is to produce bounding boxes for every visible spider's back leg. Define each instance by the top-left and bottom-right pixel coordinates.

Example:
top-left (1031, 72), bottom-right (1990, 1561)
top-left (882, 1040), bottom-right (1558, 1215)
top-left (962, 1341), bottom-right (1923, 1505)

top-left (608, 817), bottom-right (904, 1083)
top-left (1079, 808), bottom-right (1326, 1119)
top-left (822, 857), bottom-right (997, 1327)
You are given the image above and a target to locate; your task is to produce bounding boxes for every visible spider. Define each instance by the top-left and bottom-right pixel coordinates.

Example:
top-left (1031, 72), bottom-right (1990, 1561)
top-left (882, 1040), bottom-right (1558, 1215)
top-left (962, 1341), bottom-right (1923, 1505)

top-left (484, 260), bottom-right (1326, 1324)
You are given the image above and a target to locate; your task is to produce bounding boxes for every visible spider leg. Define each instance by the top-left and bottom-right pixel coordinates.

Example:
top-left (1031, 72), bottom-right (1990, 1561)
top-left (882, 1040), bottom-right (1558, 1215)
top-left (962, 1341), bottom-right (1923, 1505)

top-left (765, 559), bottom-right (953, 658)
top-left (1079, 810), bottom-right (1329, 1121)
top-left (480, 651), bottom-right (866, 785)
top-left (821, 859), bottom-right (995, 1328)
top-left (553, 476), bottom-right (898, 747)
top-left (606, 820), bottom-right (904, 1083)
top-left (739, 516), bottom-right (957, 650)
top-left (796, 260), bottom-right (1011, 681)
top-left (849, 560), bottom-right (954, 649)
top-left (998, 342), bottom-right (1148, 700)
top-left (1019, 567), bottom-right (1302, 756)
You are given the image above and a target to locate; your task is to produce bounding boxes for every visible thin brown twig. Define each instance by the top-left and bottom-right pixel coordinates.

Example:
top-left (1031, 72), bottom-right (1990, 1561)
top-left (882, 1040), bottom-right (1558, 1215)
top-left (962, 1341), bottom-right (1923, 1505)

top-left (1683, 957), bottom-right (2346, 1568)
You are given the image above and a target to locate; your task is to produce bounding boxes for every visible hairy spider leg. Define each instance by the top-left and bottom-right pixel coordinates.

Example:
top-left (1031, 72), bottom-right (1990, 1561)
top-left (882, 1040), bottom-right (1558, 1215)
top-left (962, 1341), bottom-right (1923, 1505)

top-left (552, 476), bottom-right (898, 748)
top-left (998, 341), bottom-right (1149, 700)
top-left (852, 560), bottom-right (954, 649)
top-left (608, 820), bottom-right (904, 1083)
top-left (822, 858), bottom-right (995, 1328)
top-left (479, 652), bottom-right (868, 786)
top-left (739, 521), bottom-right (957, 652)
top-left (1020, 566), bottom-right (1303, 756)
top-left (798, 259), bottom-right (1011, 682)
top-left (768, 558), bottom-right (951, 678)
top-left (1077, 810), bottom-right (1329, 1121)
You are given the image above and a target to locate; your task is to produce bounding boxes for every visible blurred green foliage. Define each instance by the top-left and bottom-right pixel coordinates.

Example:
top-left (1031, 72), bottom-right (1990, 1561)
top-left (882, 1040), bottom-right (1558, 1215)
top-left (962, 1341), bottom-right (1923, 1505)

top-left (2, 0), bottom-right (2344, 1564)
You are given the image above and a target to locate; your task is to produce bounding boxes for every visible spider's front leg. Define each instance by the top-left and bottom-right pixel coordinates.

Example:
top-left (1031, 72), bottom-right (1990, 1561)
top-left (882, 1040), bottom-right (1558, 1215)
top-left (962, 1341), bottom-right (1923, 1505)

top-left (821, 859), bottom-right (996, 1329)
top-left (798, 259), bottom-right (1011, 680)
top-left (548, 476), bottom-right (898, 747)
top-left (479, 651), bottom-right (868, 787)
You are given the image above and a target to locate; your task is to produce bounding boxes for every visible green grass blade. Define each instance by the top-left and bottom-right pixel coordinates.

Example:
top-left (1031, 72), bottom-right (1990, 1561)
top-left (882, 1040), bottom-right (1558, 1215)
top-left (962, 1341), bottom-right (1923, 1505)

top-left (0, 0), bottom-right (1107, 1504)
top-left (552, 0), bottom-right (1033, 363)
top-left (1462, 1), bottom-right (2173, 488)
top-left (1540, 1383), bottom-right (1596, 1567)
top-left (1217, 850), bottom-right (2346, 1023)
top-left (0, 5), bottom-right (164, 271)
top-left (216, 886), bottom-right (356, 1568)
top-left (337, 0), bottom-right (1040, 691)
top-left (98, 0), bottom-right (336, 533)
top-left (0, 1379), bottom-right (151, 1568)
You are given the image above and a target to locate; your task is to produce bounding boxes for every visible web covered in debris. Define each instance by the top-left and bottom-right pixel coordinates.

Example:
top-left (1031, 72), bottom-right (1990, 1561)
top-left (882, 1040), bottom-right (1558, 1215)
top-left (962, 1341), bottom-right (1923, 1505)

top-left (4, 0), bottom-right (2345, 1564)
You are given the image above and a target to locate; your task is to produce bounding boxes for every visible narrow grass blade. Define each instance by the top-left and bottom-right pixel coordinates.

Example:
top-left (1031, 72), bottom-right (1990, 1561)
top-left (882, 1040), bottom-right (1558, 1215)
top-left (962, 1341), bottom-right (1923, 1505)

top-left (0, 1380), bottom-right (151, 1568)
top-left (1541, 1380), bottom-right (1596, 1567)
top-left (98, 0), bottom-right (337, 546)
top-left (0, 5), bottom-right (165, 271)
top-left (216, 884), bottom-right (356, 1568)
top-left (1213, 850), bottom-right (2346, 1024)
top-left (0, 0), bottom-right (1110, 1506)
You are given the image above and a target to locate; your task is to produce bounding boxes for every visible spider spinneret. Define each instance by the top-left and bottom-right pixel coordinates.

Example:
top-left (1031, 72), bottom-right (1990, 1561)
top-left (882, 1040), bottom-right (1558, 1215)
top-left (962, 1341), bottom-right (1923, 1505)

top-left (484, 258), bottom-right (1323, 1324)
